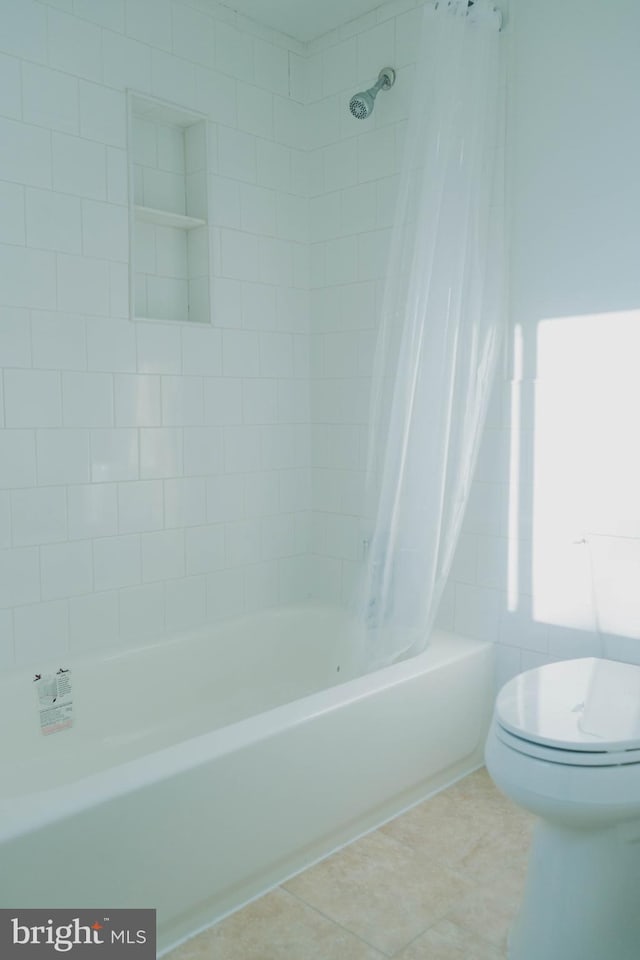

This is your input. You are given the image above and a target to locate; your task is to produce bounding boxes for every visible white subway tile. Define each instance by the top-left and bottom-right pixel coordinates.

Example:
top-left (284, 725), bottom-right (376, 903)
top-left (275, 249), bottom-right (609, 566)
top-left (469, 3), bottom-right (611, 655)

top-left (26, 188), bottom-right (82, 254)
top-left (203, 378), bottom-right (242, 425)
top-left (47, 8), bottom-right (102, 81)
top-left (261, 513), bottom-right (296, 559)
top-left (0, 0), bottom-right (47, 69)
top-left (253, 39), bottom-right (289, 96)
top-left (90, 428), bottom-right (138, 482)
top-left (107, 147), bottom-right (128, 204)
top-left (0, 116), bottom-right (51, 187)
top-left (82, 200), bottom-right (128, 262)
top-left (164, 575), bottom-right (207, 633)
top-left (356, 20), bottom-right (395, 87)
top-left (242, 282), bottom-right (277, 330)
top-left (118, 479), bottom-right (164, 534)
top-left (109, 261), bottom-right (129, 318)
top-left (69, 591), bottom-right (119, 652)
top-left (114, 373), bottom-right (161, 426)
top-left (205, 474), bottom-right (244, 523)
top-left (0, 491), bottom-right (9, 548)
top-left (37, 429), bottom-right (89, 485)
top-left (102, 30), bottom-right (151, 92)
top-left (223, 425), bottom-right (261, 472)
top-left (214, 22), bottom-right (254, 82)
top-left (119, 581), bottom-right (164, 640)
top-left (180, 324), bottom-right (222, 377)
top-left (126, 0), bottom-right (172, 50)
top-left (245, 560), bottom-right (278, 610)
top-left (211, 277), bottom-right (242, 328)
top-left (0, 53), bottom-right (21, 120)
top-left (86, 318), bottom-right (136, 373)
top-left (14, 600), bottom-right (69, 666)
top-left (4, 369), bottom-right (61, 427)
top-left (0, 609), bottom-right (13, 666)
top-left (193, 65), bottom-right (237, 125)
top-left (31, 312), bottom-right (86, 370)
top-left (239, 183), bottom-right (277, 236)
top-left (395, 7), bottom-right (422, 66)
top-left (259, 236), bottom-right (293, 286)
top-left (321, 39), bottom-right (358, 97)
top-left (0, 181), bottom-right (25, 244)
top-left (220, 229), bottom-right (260, 282)
top-left (0, 308), bottom-right (31, 367)
top-left (52, 133), bottom-right (106, 200)
top-left (273, 97), bottom-right (305, 149)
top-left (183, 426), bottom-right (223, 475)
top-left (67, 483), bottom-right (118, 540)
top-left (12, 487), bottom-right (67, 546)
top-left (141, 528), bottom-right (184, 582)
top-left (139, 427), bottom-right (183, 479)
top-left (79, 81), bottom-right (126, 147)
top-left (0, 546), bottom-right (39, 606)
top-left (73, 0), bottom-right (125, 32)
top-left (151, 49), bottom-right (195, 105)
top-left (224, 518), bottom-right (261, 567)
top-left (218, 126), bottom-right (257, 184)
top-left (244, 471), bottom-right (279, 518)
top-left (259, 331), bottom-right (293, 377)
top-left (93, 534), bottom-right (141, 591)
top-left (62, 372), bottom-right (112, 427)
top-left (172, 3), bottom-right (214, 67)
top-left (136, 322), bottom-right (182, 374)
top-left (206, 566), bottom-right (244, 621)
top-left (41, 540), bottom-right (92, 600)
top-left (222, 329), bottom-right (260, 377)
top-left (242, 379), bottom-right (277, 424)
top-left (164, 476), bottom-right (206, 528)
top-left (357, 125), bottom-right (396, 182)
top-left (185, 523), bottom-right (225, 574)
top-left (256, 139), bottom-right (291, 192)
top-left (57, 253), bottom-right (110, 316)
top-left (237, 82), bottom-right (274, 140)
top-left (22, 62), bottom-right (78, 134)
top-left (0, 244), bottom-right (56, 309)
top-left (161, 376), bottom-right (204, 426)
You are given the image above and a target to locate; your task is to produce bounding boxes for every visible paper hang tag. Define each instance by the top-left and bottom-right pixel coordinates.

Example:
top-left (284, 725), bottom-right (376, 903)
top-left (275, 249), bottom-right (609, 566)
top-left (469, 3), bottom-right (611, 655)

top-left (33, 667), bottom-right (74, 736)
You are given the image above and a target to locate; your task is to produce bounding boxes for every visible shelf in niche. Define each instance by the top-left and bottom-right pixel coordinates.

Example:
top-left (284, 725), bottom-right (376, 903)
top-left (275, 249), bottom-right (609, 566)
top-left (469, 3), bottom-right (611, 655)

top-left (134, 205), bottom-right (207, 230)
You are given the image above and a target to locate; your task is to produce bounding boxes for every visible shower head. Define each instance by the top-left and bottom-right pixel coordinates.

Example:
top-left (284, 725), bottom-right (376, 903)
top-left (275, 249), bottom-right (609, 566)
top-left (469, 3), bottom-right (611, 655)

top-left (349, 67), bottom-right (396, 120)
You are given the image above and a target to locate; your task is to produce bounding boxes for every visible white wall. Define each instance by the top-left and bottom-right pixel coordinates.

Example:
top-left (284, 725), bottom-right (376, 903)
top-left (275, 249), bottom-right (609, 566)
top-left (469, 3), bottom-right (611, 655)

top-left (449, 0), bottom-right (640, 684)
top-left (0, 0), bottom-right (311, 669)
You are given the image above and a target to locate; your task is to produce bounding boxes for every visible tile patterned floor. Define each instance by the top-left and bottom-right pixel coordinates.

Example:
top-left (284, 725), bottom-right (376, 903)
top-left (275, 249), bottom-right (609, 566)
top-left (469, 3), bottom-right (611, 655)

top-left (165, 768), bottom-right (535, 960)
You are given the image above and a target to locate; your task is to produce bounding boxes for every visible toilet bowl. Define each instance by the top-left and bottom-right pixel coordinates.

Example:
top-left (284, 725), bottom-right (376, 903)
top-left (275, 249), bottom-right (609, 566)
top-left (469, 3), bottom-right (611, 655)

top-left (485, 657), bottom-right (640, 960)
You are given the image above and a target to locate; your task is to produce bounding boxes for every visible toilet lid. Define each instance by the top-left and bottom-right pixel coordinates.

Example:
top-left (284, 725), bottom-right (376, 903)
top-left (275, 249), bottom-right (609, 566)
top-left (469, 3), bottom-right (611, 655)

top-left (496, 657), bottom-right (640, 754)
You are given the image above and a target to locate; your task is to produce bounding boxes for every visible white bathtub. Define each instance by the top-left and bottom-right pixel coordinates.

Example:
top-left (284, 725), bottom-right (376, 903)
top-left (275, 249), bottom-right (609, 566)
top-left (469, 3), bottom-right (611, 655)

top-left (0, 605), bottom-right (494, 954)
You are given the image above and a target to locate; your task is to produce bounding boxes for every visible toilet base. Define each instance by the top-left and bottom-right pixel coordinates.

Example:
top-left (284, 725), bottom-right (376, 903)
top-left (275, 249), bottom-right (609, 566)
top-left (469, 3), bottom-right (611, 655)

top-left (509, 818), bottom-right (640, 960)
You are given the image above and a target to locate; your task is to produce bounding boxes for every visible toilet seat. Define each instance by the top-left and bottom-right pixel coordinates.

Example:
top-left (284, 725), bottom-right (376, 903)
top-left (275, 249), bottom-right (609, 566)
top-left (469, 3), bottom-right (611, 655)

top-left (495, 657), bottom-right (640, 767)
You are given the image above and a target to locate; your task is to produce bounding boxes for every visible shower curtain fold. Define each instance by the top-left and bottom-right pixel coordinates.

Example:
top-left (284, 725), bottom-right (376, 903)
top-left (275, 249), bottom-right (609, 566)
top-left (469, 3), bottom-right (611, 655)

top-left (358, 0), bottom-right (505, 671)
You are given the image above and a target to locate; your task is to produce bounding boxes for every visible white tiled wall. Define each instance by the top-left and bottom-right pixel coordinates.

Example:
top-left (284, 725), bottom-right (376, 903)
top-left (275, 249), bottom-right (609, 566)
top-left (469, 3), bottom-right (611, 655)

top-left (3, 0), bottom-right (638, 678)
top-left (0, 0), bottom-right (311, 669)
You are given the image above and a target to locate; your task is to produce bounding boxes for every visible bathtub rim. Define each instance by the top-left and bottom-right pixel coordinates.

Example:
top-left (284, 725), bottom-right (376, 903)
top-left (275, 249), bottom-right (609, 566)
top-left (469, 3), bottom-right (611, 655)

top-left (0, 610), bottom-right (491, 845)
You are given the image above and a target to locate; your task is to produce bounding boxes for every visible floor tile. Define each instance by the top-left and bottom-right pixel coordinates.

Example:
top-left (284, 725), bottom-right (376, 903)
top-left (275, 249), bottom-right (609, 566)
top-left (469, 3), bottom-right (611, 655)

top-left (164, 768), bottom-right (533, 960)
top-left (283, 828), bottom-right (475, 956)
top-left (394, 918), bottom-right (506, 959)
top-left (167, 888), bottom-right (385, 960)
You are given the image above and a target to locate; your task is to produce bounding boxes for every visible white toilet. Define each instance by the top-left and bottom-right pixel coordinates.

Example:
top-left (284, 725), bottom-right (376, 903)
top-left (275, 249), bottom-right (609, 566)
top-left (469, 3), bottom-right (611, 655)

top-left (485, 656), bottom-right (640, 960)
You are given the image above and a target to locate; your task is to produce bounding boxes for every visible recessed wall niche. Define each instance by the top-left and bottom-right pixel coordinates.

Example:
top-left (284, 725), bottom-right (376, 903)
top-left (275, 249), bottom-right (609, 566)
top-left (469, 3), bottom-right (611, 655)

top-left (128, 93), bottom-right (210, 324)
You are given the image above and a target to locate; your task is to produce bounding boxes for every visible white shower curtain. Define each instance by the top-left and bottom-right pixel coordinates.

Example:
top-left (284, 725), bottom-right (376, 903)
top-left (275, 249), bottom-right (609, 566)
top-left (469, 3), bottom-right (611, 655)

top-left (358, 0), bottom-right (505, 670)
